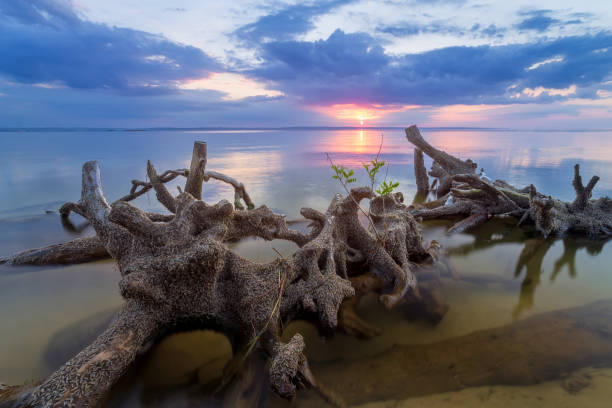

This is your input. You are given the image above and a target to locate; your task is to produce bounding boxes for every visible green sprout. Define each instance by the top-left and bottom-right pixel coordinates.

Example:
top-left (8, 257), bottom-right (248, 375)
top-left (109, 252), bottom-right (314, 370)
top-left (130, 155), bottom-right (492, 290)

top-left (376, 180), bottom-right (400, 196)
top-left (362, 158), bottom-right (385, 186)
top-left (331, 164), bottom-right (357, 184)
top-left (329, 139), bottom-right (399, 197)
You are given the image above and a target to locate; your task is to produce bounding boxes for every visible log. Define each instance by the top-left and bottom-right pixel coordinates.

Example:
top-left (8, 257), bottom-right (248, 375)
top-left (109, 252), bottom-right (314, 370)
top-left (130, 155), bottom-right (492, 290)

top-left (303, 299), bottom-right (612, 406)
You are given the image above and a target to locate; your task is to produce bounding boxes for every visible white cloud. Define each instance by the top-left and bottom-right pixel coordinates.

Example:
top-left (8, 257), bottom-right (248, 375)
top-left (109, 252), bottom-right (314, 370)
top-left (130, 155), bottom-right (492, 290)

top-left (522, 84), bottom-right (577, 98)
top-left (178, 73), bottom-right (283, 100)
top-left (526, 56), bottom-right (564, 71)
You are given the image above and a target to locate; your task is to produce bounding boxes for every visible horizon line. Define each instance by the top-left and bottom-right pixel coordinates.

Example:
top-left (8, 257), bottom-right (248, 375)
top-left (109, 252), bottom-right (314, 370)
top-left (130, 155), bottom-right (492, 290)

top-left (1, 126), bottom-right (611, 133)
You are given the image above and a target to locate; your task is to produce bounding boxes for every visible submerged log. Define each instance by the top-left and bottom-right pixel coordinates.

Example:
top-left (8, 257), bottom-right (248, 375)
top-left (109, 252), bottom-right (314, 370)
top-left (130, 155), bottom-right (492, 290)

top-left (304, 298), bottom-right (612, 406)
top-left (3, 141), bottom-right (436, 407)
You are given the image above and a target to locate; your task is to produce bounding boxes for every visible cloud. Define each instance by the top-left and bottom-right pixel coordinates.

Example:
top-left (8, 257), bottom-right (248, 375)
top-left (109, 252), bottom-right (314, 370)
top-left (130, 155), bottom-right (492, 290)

top-left (378, 21), bottom-right (506, 39)
top-left (377, 21), bottom-right (464, 37)
top-left (249, 29), bottom-right (612, 106)
top-left (0, 0), bottom-right (220, 94)
top-left (517, 10), bottom-right (559, 32)
top-left (0, 81), bottom-right (323, 127)
top-left (234, 0), bottom-right (354, 43)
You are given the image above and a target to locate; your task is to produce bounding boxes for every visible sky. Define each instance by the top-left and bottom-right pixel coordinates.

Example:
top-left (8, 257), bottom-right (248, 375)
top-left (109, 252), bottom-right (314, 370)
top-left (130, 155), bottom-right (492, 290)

top-left (0, 0), bottom-right (611, 128)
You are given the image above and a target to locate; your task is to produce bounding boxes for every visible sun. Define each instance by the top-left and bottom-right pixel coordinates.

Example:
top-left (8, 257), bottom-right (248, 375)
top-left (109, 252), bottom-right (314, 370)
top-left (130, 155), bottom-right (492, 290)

top-left (310, 103), bottom-right (420, 125)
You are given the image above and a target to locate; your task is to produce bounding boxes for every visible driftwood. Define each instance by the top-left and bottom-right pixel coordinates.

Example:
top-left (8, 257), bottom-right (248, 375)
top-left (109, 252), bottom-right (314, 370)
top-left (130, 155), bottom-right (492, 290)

top-left (299, 298), bottom-right (612, 406)
top-left (406, 125), bottom-right (612, 238)
top-left (2, 141), bottom-right (438, 407)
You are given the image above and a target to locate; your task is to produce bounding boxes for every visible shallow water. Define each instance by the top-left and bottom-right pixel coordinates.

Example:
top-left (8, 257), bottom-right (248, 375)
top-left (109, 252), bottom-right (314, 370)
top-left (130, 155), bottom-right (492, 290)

top-left (1, 128), bottom-right (611, 406)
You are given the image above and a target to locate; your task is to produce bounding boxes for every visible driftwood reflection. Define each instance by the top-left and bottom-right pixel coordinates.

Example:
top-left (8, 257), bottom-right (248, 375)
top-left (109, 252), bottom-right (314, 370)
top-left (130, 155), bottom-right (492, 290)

top-left (443, 218), bottom-right (611, 318)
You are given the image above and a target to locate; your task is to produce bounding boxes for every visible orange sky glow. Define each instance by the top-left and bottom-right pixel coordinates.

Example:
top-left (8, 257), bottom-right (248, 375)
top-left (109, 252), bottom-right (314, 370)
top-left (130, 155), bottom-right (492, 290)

top-left (311, 103), bottom-right (419, 125)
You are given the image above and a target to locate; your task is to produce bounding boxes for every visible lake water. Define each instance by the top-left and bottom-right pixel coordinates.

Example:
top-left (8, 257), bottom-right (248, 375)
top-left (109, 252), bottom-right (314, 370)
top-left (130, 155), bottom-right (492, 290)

top-left (1, 128), bottom-right (612, 407)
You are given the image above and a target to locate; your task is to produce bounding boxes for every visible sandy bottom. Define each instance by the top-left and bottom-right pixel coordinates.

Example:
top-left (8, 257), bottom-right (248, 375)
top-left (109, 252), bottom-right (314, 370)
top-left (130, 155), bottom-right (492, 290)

top-left (356, 367), bottom-right (612, 408)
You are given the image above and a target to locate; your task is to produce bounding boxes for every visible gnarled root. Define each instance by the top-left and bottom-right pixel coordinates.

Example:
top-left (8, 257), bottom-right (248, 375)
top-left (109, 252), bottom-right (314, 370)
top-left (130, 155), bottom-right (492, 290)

top-left (9, 147), bottom-right (355, 406)
top-left (4, 139), bottom-right (449, 405)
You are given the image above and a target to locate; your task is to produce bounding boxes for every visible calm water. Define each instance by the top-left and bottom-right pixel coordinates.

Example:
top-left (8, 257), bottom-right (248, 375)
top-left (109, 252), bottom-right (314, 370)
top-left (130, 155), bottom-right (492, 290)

top-left (1, 128), bottom-right (612, 406)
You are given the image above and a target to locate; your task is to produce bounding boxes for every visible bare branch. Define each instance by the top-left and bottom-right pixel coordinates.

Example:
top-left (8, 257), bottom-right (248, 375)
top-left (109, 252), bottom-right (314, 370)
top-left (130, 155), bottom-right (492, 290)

top-left (184, 141), bottom-right (207, 199)
top-left (204, 170), bottom-right (255, 210)
top-left (147, 160), bottom-right (177, 213)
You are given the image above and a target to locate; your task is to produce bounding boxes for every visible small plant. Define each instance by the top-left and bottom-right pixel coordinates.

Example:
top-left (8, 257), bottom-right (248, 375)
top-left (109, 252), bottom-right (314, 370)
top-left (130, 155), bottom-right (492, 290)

top-left (331, 164), bottom-right (357, 185)
top-left (363, 158), bottom-right (385, 186)
top-left (376, 180), bottom-right (400, 196)
top-left (326, 134), bottom-right (400, 241)
top-left (329, 154), bottom-right (400, 196)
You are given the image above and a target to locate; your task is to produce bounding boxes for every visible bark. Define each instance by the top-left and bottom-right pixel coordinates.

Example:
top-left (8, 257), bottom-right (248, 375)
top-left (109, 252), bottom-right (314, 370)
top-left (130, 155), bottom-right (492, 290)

top-left (302, 299), bottom-right (612, 406)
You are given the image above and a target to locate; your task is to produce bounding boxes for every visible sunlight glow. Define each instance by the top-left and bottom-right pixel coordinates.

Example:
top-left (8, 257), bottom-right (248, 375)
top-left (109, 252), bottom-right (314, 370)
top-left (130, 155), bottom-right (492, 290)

top-left (312, 103), bottom-right (419, 124)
